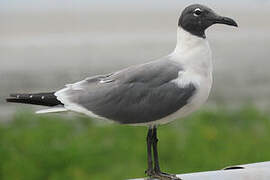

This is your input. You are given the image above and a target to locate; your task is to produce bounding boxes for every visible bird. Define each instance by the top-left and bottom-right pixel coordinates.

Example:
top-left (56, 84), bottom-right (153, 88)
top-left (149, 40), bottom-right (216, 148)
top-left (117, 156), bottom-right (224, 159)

top-left (6, 4), bottom-right (238, 180)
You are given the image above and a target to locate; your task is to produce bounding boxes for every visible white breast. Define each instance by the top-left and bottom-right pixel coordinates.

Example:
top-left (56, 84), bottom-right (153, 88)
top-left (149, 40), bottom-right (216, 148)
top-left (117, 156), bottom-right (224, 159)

top-left (145, 27), bottom-right (213, 126)
top-left (172, 70), bottom-right (212, 117)
top-left (149, 70), bottom-right (212, 126)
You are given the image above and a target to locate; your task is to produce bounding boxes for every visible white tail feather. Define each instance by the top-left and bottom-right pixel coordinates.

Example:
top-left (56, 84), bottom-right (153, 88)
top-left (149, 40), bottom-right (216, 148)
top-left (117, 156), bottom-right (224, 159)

top-left (36, 107), bottom-right (68, 114)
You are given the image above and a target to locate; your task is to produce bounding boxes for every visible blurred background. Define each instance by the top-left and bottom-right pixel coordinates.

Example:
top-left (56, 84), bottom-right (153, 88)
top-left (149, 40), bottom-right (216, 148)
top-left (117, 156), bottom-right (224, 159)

top-left (1, 0), bottom-right (270, 179)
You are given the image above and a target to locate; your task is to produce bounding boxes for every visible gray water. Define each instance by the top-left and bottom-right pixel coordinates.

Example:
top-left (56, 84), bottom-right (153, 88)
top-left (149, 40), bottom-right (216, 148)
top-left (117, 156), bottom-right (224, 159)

top-left (1, 3), bottom-right (270, 117)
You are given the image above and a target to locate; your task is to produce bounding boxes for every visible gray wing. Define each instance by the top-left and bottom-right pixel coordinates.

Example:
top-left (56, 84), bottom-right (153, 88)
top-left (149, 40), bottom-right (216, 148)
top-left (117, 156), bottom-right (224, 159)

top-left (55, 58), bottom-right (197, 124)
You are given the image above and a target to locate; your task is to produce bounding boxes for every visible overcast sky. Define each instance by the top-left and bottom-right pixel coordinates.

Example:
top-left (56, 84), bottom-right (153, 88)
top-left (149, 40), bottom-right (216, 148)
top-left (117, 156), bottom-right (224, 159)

top-left (1, 0), bottom-right (269, 12)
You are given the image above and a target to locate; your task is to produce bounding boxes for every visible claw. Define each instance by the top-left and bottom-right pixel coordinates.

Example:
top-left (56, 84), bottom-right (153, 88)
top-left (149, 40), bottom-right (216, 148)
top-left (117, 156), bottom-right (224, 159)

top-left (145, 169), bottom-right (155, 177)
top-left (145, 169), bottom-right (181, 180)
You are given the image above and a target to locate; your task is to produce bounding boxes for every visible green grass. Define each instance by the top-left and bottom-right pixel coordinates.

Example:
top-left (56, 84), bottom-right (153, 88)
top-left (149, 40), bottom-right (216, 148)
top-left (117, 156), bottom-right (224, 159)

top-left (1, 106), bottom-right (270, 180)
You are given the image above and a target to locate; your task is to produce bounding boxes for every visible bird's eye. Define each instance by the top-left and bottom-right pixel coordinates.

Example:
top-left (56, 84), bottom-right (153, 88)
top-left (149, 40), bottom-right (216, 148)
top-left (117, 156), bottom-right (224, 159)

top-left (193, 8), bottom-right (202, 16)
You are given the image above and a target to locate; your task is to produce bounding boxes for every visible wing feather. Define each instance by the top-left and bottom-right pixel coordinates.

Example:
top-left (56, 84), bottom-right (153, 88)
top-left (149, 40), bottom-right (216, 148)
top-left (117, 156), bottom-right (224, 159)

top-left (55, 58), bottom-right (196, 124)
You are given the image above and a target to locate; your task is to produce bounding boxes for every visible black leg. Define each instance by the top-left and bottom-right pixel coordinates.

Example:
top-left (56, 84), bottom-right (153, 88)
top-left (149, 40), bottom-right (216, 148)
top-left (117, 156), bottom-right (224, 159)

top-left (145, 127), bottom-right (154, 176)
top-left (152, 126), bottom-right (161, 172)
top-left (147, 126), bottom-right (181, 180)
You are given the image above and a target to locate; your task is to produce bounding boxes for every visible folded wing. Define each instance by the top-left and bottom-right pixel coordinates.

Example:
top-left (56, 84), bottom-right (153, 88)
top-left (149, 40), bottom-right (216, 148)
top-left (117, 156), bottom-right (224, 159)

top-left (55, 58), bottom-right (197, 124)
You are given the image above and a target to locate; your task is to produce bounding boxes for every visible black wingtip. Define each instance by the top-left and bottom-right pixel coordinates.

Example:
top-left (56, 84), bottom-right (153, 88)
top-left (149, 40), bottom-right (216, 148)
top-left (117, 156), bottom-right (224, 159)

top-left (6, 92), bottom-right (62, 107)
top-left (6, 98), bottom-right (12, 103)
top-left (6, 94), bottom-right (25, 104)
top-left (6, 94), bottom-right (17, 103)
top-left (6, 98), bottom-right (15, 103)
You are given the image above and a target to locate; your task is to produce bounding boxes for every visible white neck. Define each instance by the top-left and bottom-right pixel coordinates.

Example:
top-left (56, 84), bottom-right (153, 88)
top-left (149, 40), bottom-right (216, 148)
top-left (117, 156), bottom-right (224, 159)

top-left (174, 27), bottom-right (208, 53)
top-left (171, 27), bottom-right (213, 75)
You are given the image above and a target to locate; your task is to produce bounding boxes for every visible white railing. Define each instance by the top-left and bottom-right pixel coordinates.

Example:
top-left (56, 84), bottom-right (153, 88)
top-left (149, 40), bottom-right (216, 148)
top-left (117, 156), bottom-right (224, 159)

top-left (131, 161), bottom-right (270, 180)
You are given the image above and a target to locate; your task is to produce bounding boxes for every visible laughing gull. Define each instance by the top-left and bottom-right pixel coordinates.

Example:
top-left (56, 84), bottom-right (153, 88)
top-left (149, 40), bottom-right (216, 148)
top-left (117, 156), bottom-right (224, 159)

top-left (6, 4), bottom-right (238, 180)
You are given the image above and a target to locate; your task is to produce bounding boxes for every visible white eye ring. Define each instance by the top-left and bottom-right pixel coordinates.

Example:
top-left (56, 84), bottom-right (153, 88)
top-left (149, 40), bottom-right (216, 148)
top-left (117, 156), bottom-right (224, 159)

top-left (193, 8), bottom-right (202, 17)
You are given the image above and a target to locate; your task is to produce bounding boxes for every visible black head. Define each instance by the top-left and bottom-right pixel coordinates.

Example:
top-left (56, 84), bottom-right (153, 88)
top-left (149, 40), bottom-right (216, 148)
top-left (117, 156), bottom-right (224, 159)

top-left (178, 4), bottom-right (238, 38)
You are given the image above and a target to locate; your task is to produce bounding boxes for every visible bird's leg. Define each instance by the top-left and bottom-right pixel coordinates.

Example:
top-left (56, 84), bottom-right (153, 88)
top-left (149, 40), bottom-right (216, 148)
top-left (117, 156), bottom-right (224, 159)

top-left (152, 127), bottom-right (161, 172)
top-left (153, 127), bottom-right (160, 172)
top-left (145, 127), bottom-right (154, 176)
top-left (150, 126), bottom-right (181, 180)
